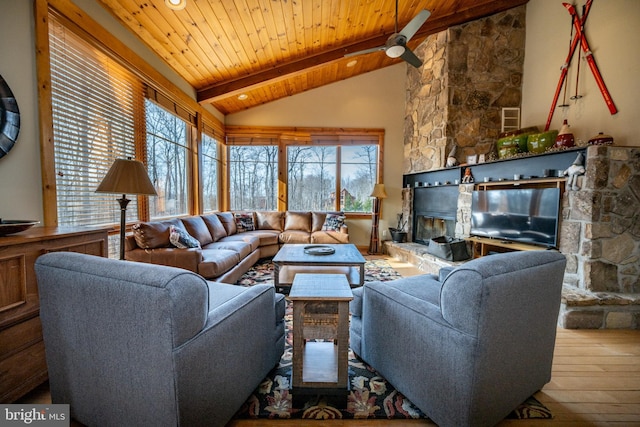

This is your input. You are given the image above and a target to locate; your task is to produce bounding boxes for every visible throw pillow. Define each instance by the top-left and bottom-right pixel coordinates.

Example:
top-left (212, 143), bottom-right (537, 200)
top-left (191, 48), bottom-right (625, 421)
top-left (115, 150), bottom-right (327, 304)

top-left (322, 213), bottom-right (345, 231)
top-left (169, 225), bottom-right (201, 249)
top-left (234, 213), bottom-right (255, 233)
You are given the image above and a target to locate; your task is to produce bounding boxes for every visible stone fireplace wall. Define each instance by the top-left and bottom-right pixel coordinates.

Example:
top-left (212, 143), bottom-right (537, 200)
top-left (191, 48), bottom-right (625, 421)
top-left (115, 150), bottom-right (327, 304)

top-left (396, 146), bottom-right (640, 328)
top-left (404, 6), bottom-right (526, 173)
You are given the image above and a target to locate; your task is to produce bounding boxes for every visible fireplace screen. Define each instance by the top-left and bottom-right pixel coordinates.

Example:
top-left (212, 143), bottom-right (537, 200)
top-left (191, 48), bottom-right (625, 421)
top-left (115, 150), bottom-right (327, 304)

top-left (415, 215), bottom-right (456, 244)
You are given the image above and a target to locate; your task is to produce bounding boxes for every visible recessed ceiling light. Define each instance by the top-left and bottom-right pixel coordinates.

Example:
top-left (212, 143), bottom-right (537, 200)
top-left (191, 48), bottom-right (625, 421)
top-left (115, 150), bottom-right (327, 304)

top-left (346, 60), bottom-right (358, 68)
top-left (237, 93), bottom-right (248, 100)
top-left (165, 0), bottom-right (186, 11)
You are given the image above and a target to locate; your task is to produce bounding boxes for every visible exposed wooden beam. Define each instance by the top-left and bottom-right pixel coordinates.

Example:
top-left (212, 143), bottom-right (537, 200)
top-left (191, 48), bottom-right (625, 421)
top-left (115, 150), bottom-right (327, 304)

top-left (196, 0), bottom-right (528, 103)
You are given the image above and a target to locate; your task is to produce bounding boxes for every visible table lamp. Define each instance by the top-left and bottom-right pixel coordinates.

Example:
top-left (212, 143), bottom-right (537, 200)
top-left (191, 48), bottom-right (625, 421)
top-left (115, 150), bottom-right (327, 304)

top-left (96, 158), bottom-right (157, 260)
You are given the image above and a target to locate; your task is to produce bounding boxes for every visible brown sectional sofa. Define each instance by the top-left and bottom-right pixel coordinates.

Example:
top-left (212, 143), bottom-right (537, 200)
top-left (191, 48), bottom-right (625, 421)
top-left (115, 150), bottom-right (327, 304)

top-left (125, 211), bottom-right (349, 283)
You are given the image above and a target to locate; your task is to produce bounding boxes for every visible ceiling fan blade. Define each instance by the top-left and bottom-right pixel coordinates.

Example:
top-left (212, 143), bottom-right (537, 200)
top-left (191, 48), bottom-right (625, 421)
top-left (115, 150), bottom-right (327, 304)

top-left (400, 47), bottom-right (423, 68)
top-left (399, 9), bottom-right (431, 41)
top-left (344, 45), bottom-right (386, 58)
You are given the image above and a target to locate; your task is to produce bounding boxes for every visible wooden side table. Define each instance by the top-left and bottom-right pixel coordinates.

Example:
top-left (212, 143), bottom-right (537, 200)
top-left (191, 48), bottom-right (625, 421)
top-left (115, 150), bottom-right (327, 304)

top-left (289, 273), bottom-right (353, 405)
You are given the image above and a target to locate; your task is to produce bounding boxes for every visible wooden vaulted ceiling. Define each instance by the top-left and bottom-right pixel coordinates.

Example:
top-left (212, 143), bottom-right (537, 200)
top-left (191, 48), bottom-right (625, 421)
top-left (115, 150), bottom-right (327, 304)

top-left (96, 0), bottom-right (528, 115)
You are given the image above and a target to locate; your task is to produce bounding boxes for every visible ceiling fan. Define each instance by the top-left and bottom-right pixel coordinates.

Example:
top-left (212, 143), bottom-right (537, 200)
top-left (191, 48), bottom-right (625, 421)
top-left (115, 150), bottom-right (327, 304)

top-left (345, 0), bottom-right (431, 68)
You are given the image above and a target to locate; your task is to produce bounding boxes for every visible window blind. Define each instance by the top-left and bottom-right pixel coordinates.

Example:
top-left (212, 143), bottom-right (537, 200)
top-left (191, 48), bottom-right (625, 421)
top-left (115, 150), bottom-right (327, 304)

top-left (49, 13), bottom-right (144, 227)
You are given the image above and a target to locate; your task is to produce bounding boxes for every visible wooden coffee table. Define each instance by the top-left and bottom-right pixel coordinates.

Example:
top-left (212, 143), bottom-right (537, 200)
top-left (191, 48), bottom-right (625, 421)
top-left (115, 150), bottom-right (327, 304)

top-left (272, 243), bottom-right (366, 291)
top-left (289, 273), bottom-right (353, 406)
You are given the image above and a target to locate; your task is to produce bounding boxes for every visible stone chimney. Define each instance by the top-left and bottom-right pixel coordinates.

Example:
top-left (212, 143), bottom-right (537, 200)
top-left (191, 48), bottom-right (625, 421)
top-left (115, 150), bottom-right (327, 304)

top-left (404, 6), bottom-right (526, 174)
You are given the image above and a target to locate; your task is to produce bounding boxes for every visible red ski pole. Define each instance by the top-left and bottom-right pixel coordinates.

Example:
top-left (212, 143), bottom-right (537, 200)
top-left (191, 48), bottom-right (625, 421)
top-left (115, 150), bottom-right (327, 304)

top-left (544, 0), bottom-right (593, 131)
top-left (564, 2), bottom-right (618, 115)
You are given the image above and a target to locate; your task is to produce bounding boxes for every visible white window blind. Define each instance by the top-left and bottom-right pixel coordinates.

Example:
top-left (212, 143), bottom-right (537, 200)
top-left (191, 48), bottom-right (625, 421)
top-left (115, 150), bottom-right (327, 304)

top-left (49, 13), bottom-right (144, 227)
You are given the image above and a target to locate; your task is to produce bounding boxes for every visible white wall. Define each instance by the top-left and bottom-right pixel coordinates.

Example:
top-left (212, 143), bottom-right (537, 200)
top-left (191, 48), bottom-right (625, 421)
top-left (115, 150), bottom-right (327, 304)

top-left (522, 0), bottom-right (640, 145)
top-left (0, 1), bottom-right (42, 222)
top-left (226, 64), bottom-right (407, 247)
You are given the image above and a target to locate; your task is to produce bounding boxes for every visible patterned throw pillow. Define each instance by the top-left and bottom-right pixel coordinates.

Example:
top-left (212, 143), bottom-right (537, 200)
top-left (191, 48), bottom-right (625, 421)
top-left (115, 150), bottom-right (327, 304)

top-left (234, 213), bottom-right (255, 233)
top-left (169, 225), bottom-right (201, 249)
top-left (322, 213), bottom-right (345, 231)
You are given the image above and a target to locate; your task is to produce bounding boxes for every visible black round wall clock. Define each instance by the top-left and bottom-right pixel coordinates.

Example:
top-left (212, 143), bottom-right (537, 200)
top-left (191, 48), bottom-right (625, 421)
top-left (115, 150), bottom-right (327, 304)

top-left (0, 74), bottom-right (20, 159)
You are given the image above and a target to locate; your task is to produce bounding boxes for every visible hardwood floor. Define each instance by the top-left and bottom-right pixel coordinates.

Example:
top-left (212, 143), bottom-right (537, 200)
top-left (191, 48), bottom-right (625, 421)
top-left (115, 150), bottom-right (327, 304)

top-left (16, 257), bottom-right (640, 426)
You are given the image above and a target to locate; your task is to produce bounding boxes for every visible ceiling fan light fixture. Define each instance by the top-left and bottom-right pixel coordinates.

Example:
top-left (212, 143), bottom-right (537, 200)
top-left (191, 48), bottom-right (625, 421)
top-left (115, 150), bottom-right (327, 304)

top-left (165, 0), bottom-right (186, 10)
top-left (386, 44), bottom-right (405, 58)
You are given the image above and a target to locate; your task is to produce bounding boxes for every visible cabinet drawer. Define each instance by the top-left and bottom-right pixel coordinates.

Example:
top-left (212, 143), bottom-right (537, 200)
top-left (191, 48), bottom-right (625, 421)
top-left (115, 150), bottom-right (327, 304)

top-left (0, 315), bottom-right (43, 360)
top-left (0, 339), bottom-right (47, 402)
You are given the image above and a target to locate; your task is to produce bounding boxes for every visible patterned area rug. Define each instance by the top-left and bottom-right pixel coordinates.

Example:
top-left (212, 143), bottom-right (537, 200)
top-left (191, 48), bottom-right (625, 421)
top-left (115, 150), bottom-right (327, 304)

top-left (234, 259), bottom-right (552, 421)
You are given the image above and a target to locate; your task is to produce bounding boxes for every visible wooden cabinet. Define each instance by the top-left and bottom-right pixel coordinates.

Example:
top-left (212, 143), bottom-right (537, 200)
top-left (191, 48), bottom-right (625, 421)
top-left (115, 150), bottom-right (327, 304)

top-left (466, 236), bottom-right (548, 259)
top-left (0, 226), bottom-right (109, 402)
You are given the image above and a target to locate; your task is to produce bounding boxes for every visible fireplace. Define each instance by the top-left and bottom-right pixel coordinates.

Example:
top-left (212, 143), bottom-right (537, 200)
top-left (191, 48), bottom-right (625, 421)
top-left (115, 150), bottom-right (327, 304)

top-left (412, 186), bottom-right (458, 245)
top-left (414, 214), bottom-right (456, 245)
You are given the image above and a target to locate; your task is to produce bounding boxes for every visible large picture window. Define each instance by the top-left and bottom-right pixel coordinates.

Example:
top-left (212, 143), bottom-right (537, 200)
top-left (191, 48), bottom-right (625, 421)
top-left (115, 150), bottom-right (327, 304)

top-left (49, 14), bottom-right (143, 227)
top-left (145, 99), bottom-right (190, 219)
top-left (201, 130), bottom-right (220, 213)
top-left (226, 128), bottom-right (383, 215)
top-left (287, 146), bottom-right (337, 211)
top-left (228, 145), bottom-right (278, 211)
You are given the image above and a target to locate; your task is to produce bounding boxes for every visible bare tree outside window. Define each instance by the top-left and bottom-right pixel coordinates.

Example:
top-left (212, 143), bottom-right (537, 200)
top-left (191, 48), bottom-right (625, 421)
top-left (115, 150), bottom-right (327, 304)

top-left (201, 133), bottom-right (219, 212)
top-left (229, 145), bottom-right (278, 210)
top-left (287, 146), bottom-right (337, 211)
top-left (341, 145), bottom-right (377, 212)
top-left (145, 100), bottom-right (189, 218)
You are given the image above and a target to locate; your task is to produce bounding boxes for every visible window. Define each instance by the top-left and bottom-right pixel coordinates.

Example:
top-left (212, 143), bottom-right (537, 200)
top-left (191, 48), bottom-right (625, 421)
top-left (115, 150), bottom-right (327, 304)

top-left (201, 127), bottom-right (220, 213)
top-left (228, 145), bottom-right (278, 211)
top-left (287, 146), bottom-right (337, 211)
top-left (340, 145), bottom-right (378, 212)
top-left (145, 99), bottom-right (190, 219)
top-left (48, 13), bottom-right (144, 227)
top-left (226, 127), bottom-right (383, 214)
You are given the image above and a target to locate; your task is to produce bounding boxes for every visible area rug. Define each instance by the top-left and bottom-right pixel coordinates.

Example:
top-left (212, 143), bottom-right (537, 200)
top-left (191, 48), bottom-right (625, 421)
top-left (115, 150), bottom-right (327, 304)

top-left (234, 259), bottom-right (552, 420)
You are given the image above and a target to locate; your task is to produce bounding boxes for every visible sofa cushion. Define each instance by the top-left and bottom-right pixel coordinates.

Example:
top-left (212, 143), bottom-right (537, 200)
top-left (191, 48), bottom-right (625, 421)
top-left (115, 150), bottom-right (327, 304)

top-left (234, 212), bottom-right (255, 232)
top-left (255, 211), bottom-right (283, 231)
top-left (216, 233), bottom-right (261, 252)
top-left (181, 216), bottom-right (214, 246)
top-left (243, 230), bottom-right (280, 247)
top-left (311, 231), bottom-right (349, 244)
top-left (202, 214), bottom-right (228, 242)
top-left (279, 230), bottom-right (311, 244)
top-left (132, 218), bottom-right (183, 249)
top-left (197, 249), bottom-right (241, 278)
top-left (169, 225), bottom-right (201, 249)
top-left (216, 212), bottom-right (237, 235)
top-left (205, 240), bottom-right (254, 259)
top-left (321, 213), bottom-right (345, 231)
top-left (285, 211), bottom-right (311, 232)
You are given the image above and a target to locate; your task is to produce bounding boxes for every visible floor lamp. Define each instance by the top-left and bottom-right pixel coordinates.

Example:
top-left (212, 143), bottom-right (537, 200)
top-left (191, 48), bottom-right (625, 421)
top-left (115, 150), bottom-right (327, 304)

top-left (368, 183), bottom-right (387, 255)
top-left (96, 158), bottom-right (157, 260)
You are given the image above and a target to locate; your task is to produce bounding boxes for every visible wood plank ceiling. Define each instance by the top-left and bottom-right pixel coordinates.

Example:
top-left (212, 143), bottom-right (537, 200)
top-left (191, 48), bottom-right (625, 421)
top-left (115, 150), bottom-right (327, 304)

top-left (96, 0), bottom-right (528, 115)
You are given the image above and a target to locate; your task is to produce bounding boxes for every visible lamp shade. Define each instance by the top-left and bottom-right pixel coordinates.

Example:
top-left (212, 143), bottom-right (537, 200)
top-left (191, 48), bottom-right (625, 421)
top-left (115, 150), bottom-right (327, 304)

top-left (370, 183), bottom-right (388, 198)
top-left (96, 158), bottom-right (157, 196)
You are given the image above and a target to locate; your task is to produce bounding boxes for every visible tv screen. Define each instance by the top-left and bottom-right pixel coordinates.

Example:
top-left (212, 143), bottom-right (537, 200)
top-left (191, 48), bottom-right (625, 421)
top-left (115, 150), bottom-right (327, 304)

top-left (471, 188), bottom-right (560, 248)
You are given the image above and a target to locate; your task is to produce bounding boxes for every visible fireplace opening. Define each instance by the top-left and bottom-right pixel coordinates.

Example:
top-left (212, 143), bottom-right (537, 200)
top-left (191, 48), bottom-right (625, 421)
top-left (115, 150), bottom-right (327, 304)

top-left (412, 186), bottom-right (459, 245)
top-left (415, 214), bottom-right (456, 245)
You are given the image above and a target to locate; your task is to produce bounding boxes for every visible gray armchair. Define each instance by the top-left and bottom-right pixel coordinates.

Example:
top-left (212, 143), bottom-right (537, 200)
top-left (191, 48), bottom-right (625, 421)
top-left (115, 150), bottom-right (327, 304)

top-left (350, 250), bottom-right (566, 427)
top-left (35, 252), bottom-right (285, 427)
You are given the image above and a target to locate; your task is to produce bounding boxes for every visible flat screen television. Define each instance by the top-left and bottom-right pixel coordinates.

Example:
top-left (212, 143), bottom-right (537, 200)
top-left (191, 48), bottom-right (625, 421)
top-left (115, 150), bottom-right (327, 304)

top-left (470, 188), bottom-right (561, 248)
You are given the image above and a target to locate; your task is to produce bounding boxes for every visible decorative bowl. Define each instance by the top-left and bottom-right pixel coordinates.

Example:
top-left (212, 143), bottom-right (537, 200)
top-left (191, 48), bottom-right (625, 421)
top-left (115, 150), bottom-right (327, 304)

top-left (0, 220), bottom-right (40, 236)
